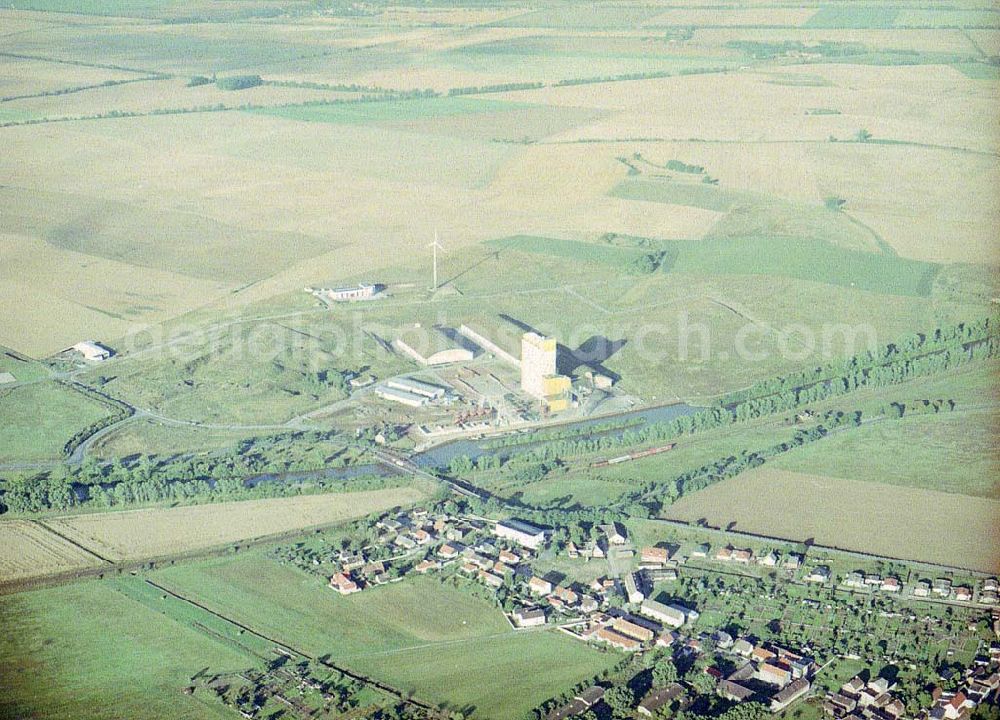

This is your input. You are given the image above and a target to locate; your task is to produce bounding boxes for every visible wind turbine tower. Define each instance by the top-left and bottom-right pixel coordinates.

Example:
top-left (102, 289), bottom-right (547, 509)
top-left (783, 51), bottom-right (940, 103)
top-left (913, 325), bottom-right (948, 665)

top-left (427, 231), bottom-right (445, 291)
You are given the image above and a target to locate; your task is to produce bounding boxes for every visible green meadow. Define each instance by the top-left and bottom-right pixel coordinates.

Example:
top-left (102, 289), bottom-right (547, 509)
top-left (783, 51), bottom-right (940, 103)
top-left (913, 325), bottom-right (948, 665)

top-left (153, 554), bottom-right (617, 718)
top-left (0, 382), bottom-right (112, 463)
top-left (0, 582), bottom-right (245, 720)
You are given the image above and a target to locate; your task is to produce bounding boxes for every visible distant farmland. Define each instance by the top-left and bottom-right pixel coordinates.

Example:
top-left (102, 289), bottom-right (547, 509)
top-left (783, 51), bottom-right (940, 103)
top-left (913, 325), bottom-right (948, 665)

top-left (664, 467), bottom-right (1000, 571)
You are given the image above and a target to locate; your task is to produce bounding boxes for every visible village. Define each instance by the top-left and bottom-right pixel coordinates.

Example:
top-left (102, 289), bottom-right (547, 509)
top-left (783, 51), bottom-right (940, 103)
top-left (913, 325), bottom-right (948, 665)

top-left (270, 501), bottom-right (1000, 720)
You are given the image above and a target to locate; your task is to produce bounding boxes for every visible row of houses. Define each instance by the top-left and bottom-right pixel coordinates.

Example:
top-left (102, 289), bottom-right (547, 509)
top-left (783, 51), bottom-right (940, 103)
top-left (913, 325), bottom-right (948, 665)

top-left (923, 648), bottom-right (1000, 720)
top-left (825, 675), bottom-right (906, 720)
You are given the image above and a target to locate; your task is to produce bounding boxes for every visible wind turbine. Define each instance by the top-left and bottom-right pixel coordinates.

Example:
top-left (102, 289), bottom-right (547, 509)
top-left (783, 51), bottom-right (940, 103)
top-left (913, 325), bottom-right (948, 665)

top-left (427, 230), bottom-right (446, 291)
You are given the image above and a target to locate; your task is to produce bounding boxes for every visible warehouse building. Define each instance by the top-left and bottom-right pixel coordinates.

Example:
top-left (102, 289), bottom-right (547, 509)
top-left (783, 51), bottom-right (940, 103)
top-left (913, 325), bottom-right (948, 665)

top-left (70, 340), bottom-right (113, 362)
top-left (374, 386), bottom-right (428, 408)
top-left (385, 377), bottom-right (447, 399)
top-left (494, 518), bottom-right (547, 549)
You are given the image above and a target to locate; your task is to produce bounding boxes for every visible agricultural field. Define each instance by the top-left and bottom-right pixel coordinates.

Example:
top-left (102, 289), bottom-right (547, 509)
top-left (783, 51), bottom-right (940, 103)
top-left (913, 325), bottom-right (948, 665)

top-left (0, 520), bottom-right (103, 583)
top-left (0, 581), bottom-right (246, 720)
top-left (38, 487), bottom-right (425, 564)
top-left (772, 408), bottom-right (1000, 498)
top-left (0, 381), bottom-right (112, 463)
top-left (153, 555), bottom-right (619, 718)
top-left (663, 466), bottom-right (1000, 571)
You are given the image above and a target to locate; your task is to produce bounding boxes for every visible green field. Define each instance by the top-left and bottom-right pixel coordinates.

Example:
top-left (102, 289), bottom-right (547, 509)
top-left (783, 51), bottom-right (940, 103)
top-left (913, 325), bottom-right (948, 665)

top-left (952, 62), bottom-right (1000, 80)
top-left (486, 234), bottom-right (646, 265)
top-left (0, 581), bottom-right (246, 720)
top-left (489, 216), bottom-right (940, 297)
top-left (660, 235), bottom-right (939, 297)
top-left (0, 349), bottom-right (48, 383)
top-left (153, 555), bottom-right (617, 718)
top-left (0, 382), bottom-right (112, 462)
top-left (804, 7), bottom-right (900, 29)
top-left (610, 179), bottom-right (749, 213)
top-left (773, 408), bottom-right (999, 498)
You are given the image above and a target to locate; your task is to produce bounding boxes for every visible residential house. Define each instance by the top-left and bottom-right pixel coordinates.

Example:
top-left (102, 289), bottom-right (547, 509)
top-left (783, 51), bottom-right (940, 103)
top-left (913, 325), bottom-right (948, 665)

top-left (759, 551), bottom-right (779, 567)
top-left (329, 572), bottom-right (359, 595)
top-left (641, 546), bottom-right (671, 566)
top-left (759, 662), bottom-right (792, 687)
top-left (806, 566), bottom-right (832, 583)
top-left (771, 678), bottom-right (810, 711)
top-left (513, 608), bottom-right (546, 628)
top-left (624, 572), bottom-right (645, 604)
top-left (612, 617), bottom-right (654, 643)
top-left (553, 586), bottom-right (579, 606)
top-left (499, 549), bottom-right (521, 565)
top-left (638, 683), bottom-right (685, 717)
top-left (479, 570), bottom-right (504, 589)
top-left (718, 681), bottom-right (755, 702)
top-left (595, 626), bottom-right (641, 652)
top-left (881, 577), bottom-right (901, 593)
top-left (602, 522), bottom-right (627, 545)
top-left (529, 576), bottom-right (553, 595)
top-left (733, 639), bottom-right (754, 657)
top-left (414, 559), bottom-right (439, 574)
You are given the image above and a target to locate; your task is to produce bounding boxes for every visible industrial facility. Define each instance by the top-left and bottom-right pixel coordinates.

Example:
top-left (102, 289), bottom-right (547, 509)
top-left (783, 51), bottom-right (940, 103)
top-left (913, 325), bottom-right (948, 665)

top-left (373, 377), bottom-right (451, 408)
top-left (307, 283), bottom-right (383, 303)
top-left (520, 332), bottom-right (572, 413)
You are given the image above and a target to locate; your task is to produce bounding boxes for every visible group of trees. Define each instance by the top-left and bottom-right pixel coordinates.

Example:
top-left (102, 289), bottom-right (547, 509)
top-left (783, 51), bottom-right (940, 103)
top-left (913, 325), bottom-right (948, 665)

top-left (719, 317), bottom-right (997, 409)
top-left (447, 82), bottom-right (543, 96)
top-left (0, 430), bottom-right (387, 515)
top-left (554, 70), bottom-right (672, 86)
top-left (214, 74), bottom-right (263, 91)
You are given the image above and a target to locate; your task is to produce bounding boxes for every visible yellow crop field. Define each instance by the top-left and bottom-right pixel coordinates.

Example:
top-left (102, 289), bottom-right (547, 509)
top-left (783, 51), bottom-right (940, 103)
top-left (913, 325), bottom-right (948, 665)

top-left (0, 520), bottom-right (103, 583)
top-left (664, 467), bottom-right (1000, 571)
top-left (41, 486), bottom-right (426, 562)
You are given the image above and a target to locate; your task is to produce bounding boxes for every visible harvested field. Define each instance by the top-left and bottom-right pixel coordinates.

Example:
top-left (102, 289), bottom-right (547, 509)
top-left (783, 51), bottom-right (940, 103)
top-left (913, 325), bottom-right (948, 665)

top-left (42, 487), bottom-right (425, 563)
top-left (664, 467), bottom-right (1000, 571)
top-left (0, 520), bottom-right (103, 583)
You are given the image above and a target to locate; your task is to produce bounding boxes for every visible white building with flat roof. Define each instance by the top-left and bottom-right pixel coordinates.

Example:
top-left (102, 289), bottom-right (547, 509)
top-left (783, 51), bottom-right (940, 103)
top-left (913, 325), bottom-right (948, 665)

top-left (494, 519), bottom-right (547, 549)
top-left (71, 341), bottom-right (112, 362)
top-left (374, 386), bottom-right (428, 408)
top-left (640, 599), bottom-right (697, 628)
top-left (385, 377), bottom-right (447, 399)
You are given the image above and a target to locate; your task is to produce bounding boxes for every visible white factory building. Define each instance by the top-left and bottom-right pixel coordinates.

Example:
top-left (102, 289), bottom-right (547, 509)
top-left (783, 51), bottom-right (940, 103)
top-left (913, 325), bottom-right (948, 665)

top-left (385, 377), bottom-right (447, 399)
top-left (374, 386), bottom-right (428, 408)
top-left (70, 340), bottom-right (113, 362)
top-left (494, 519), bottom-right (547, 549)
